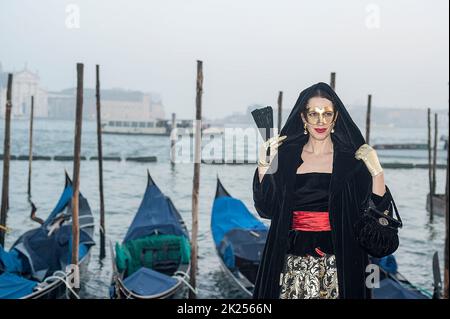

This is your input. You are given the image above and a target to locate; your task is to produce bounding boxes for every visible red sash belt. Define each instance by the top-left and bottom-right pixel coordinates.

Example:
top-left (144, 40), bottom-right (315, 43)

top-left (292, 211), bottom-right (331, 231)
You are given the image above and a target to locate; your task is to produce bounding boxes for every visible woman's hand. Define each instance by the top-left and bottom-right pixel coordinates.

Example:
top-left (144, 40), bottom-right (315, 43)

top-left (257, 134), bottom-right (287, 178)
top-left (355, 143), bottom-right (383, 177)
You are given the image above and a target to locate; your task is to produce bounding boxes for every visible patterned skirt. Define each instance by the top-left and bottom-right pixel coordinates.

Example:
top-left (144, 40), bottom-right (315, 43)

top-left (279, 254), bottom-right (339, 299)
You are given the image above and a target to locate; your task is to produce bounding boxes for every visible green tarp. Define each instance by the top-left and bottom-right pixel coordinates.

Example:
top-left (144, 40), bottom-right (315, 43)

top-left (115, 234), bottom-right (190, 276)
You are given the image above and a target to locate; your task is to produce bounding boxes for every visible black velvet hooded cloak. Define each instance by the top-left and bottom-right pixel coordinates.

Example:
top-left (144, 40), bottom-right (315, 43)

top-left (252, 82), bottom-right (394, 299)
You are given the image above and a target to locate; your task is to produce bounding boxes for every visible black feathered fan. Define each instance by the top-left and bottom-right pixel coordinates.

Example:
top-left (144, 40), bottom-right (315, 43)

top-left (251, 106), bottom-right (274, 140)
top-left (251, 106), bottom-right (274, 157)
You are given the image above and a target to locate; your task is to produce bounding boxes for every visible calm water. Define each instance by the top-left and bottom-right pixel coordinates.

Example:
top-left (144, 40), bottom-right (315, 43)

top-left (0, 119), bottom-right (448, 298)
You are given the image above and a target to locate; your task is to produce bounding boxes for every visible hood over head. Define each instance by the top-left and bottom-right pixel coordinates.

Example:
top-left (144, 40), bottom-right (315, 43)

top-left (280, 82), bottom-right (366, 152)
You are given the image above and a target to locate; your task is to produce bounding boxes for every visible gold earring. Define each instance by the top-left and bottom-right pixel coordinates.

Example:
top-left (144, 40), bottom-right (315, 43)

top-left (331, 124), bottom-right (335, 133)
top-left (304, 123), bottom-right (308, 135)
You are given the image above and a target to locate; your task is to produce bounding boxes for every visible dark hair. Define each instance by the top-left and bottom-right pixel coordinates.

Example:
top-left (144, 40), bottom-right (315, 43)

top-left (310, 88), bottom-right (334, 103)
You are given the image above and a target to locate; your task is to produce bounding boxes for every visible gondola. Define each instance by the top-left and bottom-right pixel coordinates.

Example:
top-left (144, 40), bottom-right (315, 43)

top-left (426, 193), bottom-right (446, 217)
top-left (371, 254), bottom-right (433, 299)
top-left (211, 178), bottom-right (434, 299)
top-left (0, 172), bottom-right (95, 299)
top-left (110, 171), bottom-right (191, 299)
top-left (211, 178), bottom-right (268, 297)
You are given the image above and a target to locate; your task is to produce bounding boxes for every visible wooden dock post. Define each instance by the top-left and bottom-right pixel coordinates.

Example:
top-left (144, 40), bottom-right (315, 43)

top-left (277, 91), bottom-right (283, 132)
top-left (330, 72), bottom-right (336, 91)
top-left (0, 74), bottom-right (13, 247)
top-left (365, 94), bottom-right (372, 144)
top-left (444, 129), bottom-right (449, 299)
top-left (170, 112), bottom-right (176, 164)
top-left (71, 63), bottom-right (84, 284)
top-left (96, 64), bottom-right (106, 260)
top-left (432, 113), bottom-right (438, 196)
top-left (27, 96), bottom-right (34, 197)
top-left (189, 60), bottom-right (203, 299)
top-left (427, 108), bottom-right (434, 219)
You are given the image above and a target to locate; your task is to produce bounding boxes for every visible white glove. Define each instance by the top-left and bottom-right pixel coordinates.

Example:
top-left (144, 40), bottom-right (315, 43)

top-left (258, 134), bottom-right (287, 168)
top-left (355, 143), bottom-right (383, 177)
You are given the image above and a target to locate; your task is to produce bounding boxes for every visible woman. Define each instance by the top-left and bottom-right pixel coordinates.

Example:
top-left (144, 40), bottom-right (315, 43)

top-left (252, 82), bottom-right (395, 299)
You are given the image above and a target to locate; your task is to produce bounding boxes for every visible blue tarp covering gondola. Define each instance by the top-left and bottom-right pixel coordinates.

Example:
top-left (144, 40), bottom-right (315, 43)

top-left (374, 278), bottom-right (429, 299)
top-left (371, 255), bottom-right (430, 299)
top-left (11, 227), bottom-right (93, 281)
top-left (42, 174), bottom-right (74, 228)
top-left (211, 178), bottom-right (268, 272)
top-left (0, 273), bottom-right (37, 299)
top-left (122, 267), bottom-right (178, 296)
top-left (0, 246), bottom-right (28, 274)
top-left (1, 236), bottom-right (36, 299)
top-left (123, 172), bottom-right (187, 243)
top-left (0, 173), bottom-right (95, 298)
top-left (11, 174), bottom-right (95, 281)
top-left (116, 172), bottom-right (190, 296)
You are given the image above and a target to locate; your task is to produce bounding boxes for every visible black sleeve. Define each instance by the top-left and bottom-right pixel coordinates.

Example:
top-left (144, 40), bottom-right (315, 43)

top-left (252, 167), bottom-right (278, 220)
top-left (355, 165), bottom-right (394, 215)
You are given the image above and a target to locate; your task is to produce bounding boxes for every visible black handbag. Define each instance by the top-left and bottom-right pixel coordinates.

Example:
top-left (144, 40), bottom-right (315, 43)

top-left (354, 187), bottom-right (403, 258)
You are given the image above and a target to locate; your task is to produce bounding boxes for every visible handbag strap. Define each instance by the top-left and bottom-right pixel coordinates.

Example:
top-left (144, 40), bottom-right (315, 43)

top-left (385, 186), bottom-right (403, 228)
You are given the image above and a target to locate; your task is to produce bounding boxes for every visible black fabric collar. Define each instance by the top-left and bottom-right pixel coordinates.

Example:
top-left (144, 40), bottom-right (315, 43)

top-left (329, 139), bottom-right (364, 199)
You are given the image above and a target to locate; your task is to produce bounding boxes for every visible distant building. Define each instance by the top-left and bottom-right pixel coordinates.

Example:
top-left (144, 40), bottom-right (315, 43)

top-left (101, 89), bottom-right (165, 121)
top-left (47, 89), bottom-right (78, 119)
top-left (47, 88), bottom-right (165, 121)
top-left (0, 63), bottom-right (48, 118)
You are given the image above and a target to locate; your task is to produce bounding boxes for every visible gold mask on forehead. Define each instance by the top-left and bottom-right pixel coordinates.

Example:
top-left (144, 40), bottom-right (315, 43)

top-left (305, 105), bottom-right (335, 125)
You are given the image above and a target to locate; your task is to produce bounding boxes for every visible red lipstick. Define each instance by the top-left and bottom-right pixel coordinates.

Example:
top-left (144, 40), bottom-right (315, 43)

top-left (314, 128), bottom-right (327, 133)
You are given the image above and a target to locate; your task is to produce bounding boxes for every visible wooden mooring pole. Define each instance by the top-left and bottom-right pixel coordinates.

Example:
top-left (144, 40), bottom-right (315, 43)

top-left (432, 113), bottom-right (438, 196)
top-left (427, 108), bottom-right (434, 219)
top-left (189, 60), bottom-right (203, 299)
top-left (330, 72), bottom-right (336, 91)
top-left (71, 63), bottom-right (84, 286)
top-left (170, 112), bottom-right (176, 165)
top-left (96, 64), bottom-right (106, 260)
top-left (445, 84), bottom-right (449, 299)
top-left (27, 96), bottom-right (34, 197)
top-left (277, 91), bottom-right (283, 133)
top-left (444, 128), bottom-right (449, 299)
top-left (0, 74), bottom-right (13, 247)
top-left (365, 94), bottom-right (372, 144)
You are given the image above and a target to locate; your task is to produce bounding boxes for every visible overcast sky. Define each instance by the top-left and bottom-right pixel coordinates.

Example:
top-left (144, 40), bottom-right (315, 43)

top-left (0, 0), bottom-right (448, 119)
